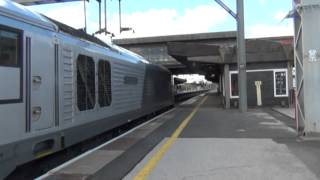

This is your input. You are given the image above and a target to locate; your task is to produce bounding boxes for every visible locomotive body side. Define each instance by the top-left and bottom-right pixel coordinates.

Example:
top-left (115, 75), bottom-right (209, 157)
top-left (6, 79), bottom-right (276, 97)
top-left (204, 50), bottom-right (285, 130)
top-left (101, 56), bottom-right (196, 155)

top-left (0, 1), bottom-right (174, 178)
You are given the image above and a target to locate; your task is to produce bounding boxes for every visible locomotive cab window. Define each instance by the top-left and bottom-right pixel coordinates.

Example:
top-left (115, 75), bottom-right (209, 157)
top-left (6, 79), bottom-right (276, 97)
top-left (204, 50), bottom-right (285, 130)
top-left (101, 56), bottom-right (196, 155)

top-left (0, 26), bottom-right (22, 104)
top-left (77, 55), bottom-right (96, 111)
top-left (0, 29), bottom-right (19, 67)
top-left (98, 60), bottom-right (112, 107)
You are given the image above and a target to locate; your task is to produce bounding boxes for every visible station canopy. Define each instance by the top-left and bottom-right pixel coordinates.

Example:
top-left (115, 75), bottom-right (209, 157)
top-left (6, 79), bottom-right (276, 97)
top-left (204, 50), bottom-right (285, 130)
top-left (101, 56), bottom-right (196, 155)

top-left (13, 0), bottom-right (81, 6)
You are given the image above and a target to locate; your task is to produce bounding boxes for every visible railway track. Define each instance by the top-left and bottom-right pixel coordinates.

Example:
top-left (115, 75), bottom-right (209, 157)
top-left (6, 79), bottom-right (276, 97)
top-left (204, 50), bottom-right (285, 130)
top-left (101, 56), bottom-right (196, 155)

top-left (6, 91), bottom-right (206, 180)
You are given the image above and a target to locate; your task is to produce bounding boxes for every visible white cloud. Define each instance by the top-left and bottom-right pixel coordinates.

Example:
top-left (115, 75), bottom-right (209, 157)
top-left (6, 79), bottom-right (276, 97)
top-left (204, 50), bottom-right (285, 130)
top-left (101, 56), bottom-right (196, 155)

top-left (246, 20), bottom-right (294, 38)
top-left (246, 10), bottom-right (293, 38)
top-left (30, 3), bottom-right (229, 41)
top-left (30, 3), bottom-right (294, 41)
top-left (43, 3), bottom-right (86, 29)
top-left (274, 10), bottom-right (288, 21)
top-left (259, 0), bottom-right (267, 5)
top-left (176, 74), bottom-right (208, 83)
top-left (109, 4), bottom-right (229, 38)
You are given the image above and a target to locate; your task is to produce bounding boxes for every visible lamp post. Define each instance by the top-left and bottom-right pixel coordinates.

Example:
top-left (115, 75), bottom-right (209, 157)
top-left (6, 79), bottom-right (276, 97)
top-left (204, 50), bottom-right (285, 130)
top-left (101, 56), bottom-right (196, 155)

top-left (83, 0), bottom-right (87, 32)
top-left (118, 0), bottom-right (134, 34)
top-left (92, 0), bottom-right (115, 37)
top-left (119, 0), bottom-right (122, 33)
top-left (214, 0), bottom-right (247, 112)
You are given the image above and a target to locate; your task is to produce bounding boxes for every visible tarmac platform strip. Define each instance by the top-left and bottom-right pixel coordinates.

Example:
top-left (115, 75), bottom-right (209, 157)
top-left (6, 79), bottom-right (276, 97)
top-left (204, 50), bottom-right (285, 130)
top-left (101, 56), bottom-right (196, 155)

top-left (39, 93), bottom-right (320, 180)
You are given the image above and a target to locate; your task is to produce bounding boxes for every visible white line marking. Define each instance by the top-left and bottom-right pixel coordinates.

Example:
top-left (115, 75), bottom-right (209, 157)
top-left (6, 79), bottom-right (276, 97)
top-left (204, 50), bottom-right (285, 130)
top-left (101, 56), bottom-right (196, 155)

top-left (36, 108), bottom-right (175, 180)
top-left (37, 93), bottom-right (206, 179)
top-left (179, 94), bottom-right (203, 106)
top-left (181, 98), bottom-right (198, 105)
top-left (236, 129), bottom-right (246, 132)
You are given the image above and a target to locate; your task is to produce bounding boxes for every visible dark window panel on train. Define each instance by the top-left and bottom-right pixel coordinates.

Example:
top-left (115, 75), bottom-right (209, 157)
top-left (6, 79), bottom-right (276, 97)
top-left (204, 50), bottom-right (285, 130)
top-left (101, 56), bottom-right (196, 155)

top-left (77, 55), bottom-right (96, 111)
top-left (0, 29), bottom-right (19, 67)
top-left (124, 76), bottom-right (138, 85)
top-left (98, 60), bottom-right (112, 107)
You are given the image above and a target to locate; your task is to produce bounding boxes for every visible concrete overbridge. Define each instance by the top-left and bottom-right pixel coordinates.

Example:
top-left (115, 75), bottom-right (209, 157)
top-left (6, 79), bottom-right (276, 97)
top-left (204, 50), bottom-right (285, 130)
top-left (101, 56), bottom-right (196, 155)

top-left (114, 32), bottom-right (294, 108)
top-left (113, 31), bottom-right (236, 79)
top-left (113, 32), bottom-right (293, 83)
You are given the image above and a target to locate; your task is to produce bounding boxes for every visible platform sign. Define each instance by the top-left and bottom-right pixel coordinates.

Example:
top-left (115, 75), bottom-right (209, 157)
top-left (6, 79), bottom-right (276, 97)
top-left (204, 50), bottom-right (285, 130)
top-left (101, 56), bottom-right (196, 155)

top-left (13, 0), bottom-right (82, 6)
top-left (275, 71), bottom-right (287, 96)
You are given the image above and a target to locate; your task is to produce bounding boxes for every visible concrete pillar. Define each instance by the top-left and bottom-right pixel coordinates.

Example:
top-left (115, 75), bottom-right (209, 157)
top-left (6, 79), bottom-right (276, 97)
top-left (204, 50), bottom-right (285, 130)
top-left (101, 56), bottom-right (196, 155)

top-left (224, 64), bottom-right (230, 109)
top-left (287, 62), bottom-right (294, 107)
top-left (219, 74), bottom-right (222, 94)
top-left (287, 62), bottom-right (293, 90)
top-left (237, 0), bottom-right (248, 112)
top-left (294, 0), bottom-right (320, 134)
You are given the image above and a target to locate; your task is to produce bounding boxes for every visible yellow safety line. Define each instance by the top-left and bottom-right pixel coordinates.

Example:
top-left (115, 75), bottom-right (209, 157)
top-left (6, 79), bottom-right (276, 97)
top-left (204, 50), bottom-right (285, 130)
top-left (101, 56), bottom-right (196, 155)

top-left (35, 150), bottom-right (53, 159)
top-left (133, 96), bottom-right (208, 180)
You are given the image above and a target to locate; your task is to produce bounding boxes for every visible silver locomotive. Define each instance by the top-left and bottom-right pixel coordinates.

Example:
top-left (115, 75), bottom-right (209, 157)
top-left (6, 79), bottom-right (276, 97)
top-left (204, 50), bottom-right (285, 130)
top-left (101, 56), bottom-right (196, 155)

top-left (0, 1), bottom-right (174, 178)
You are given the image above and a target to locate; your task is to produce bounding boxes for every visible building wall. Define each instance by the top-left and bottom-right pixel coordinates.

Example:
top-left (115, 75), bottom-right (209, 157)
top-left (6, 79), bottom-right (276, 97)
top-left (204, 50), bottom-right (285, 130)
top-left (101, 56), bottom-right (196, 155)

top-left (227, 62), bottom-right (290, 107)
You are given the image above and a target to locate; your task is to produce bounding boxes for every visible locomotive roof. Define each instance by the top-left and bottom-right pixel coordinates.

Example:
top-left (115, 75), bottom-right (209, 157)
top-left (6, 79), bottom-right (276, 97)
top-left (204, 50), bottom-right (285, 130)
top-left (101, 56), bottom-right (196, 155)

top-left (0, 0), bottom-right (57, 30)
top-left (1, 0), bottom-right (151, 64)
top-left (44, 16), bottom-right (113, 50)
top-left (42, 17), bottom-right (151, 64)
top-left (0, 0), bottom-right (111, 49)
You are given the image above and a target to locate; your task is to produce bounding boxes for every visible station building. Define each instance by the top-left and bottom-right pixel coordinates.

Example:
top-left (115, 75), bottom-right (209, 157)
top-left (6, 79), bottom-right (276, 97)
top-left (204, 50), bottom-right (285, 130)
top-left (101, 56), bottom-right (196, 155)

top-left (113, 32), bottom-right (294, 108)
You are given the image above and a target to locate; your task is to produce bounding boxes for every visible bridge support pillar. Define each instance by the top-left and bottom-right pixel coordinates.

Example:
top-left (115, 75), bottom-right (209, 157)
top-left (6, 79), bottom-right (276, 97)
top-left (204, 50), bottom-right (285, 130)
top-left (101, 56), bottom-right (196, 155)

top-left (294, 0), bottom-right (320, 135)
top-left (224, 64), bottom-right (230, 109)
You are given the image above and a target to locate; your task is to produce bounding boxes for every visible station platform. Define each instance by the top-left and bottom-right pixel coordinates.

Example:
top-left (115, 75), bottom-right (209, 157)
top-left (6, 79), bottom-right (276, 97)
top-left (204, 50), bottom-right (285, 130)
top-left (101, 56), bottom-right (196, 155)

top-left (272, 107), bottom-right (295, 119)
top-left (39, 93), bottom-right (320, 180)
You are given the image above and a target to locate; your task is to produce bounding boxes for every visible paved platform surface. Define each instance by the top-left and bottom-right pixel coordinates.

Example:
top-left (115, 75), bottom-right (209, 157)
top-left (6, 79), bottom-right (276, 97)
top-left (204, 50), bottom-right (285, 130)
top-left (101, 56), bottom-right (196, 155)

top-left (272, 107), bottom-right (295, 119)
top-left (40, 93), bottom-right (320, 180)
top-left (125, 93), bottom-right (320, 180)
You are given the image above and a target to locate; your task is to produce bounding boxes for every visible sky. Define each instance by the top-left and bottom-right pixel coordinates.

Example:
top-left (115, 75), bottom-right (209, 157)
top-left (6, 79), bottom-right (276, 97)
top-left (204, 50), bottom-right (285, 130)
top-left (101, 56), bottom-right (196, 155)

top-left (28, 0), bottom-right (294, 42)
top-left (175, 74), bottom-right (208, 84)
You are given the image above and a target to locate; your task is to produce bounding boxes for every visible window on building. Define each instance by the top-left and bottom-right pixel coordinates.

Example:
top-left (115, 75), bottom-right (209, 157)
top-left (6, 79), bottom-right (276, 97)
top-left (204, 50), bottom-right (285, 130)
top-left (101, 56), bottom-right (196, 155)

top-left (0, 29), bottom-right (19, 67)
top-left (77, 55), bottom-right (95, 111)
top-left (230, 72), bottom-right (239, 98)
top-left (98, 60), bottom-right (112, 107)
top-left (274, 70), bottom-right (288, 97)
